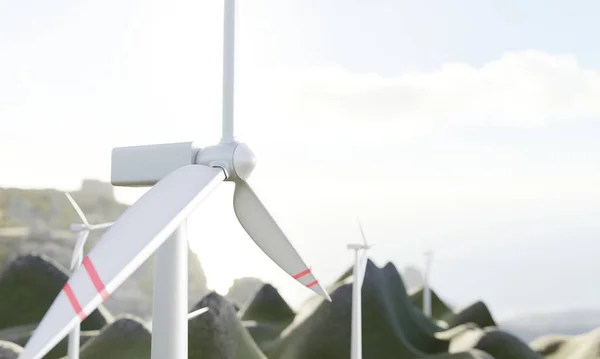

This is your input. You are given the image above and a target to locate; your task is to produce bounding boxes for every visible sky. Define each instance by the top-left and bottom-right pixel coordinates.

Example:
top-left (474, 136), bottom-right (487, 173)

top-left (1, 0), bottom-right (599, 320)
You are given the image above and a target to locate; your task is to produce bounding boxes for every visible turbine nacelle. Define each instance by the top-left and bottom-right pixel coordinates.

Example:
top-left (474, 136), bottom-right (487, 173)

top-left (111, 140), bottom-right (257, 186)
top-left (347, 243), bottom-right (373, 250)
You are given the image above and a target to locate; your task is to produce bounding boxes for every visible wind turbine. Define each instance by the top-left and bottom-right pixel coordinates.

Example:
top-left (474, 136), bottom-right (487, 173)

top-left (423, 250), bottom-right (434, 318)
top-left (347, 218), bottom-right (373, 359)
top-left (18, 1), bottom-right (331, 358)
top-left (64, 192), bottom-right (113, 359)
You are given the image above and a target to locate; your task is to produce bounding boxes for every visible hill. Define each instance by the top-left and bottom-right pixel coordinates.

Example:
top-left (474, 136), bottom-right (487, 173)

top-left (1, 254), bottom-right (600, 358)
top-left (0, 181), bottom-right (209, 318)
top-left (1, 183), bottom-right (599, 358)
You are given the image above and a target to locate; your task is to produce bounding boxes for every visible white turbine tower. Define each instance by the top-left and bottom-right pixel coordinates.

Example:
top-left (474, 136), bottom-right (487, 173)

top-left (423, 250), bottom-right (434, 318)
top-left (348, 219), bottom-right (373, 359)
top-left (18, 1), bottom-right (331, 358)
top-left (63, 192), bottom-right (113, 359)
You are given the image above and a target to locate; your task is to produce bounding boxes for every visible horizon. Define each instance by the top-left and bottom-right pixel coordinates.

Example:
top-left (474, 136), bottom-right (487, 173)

top-left (1, 0), bottom-right (600, 322)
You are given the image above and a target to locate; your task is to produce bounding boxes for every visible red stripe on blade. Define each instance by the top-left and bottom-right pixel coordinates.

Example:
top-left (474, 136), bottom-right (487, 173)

top-left (82, 257), bottom-right (110, 300)
top-left (293, 268), bottom-right (312, 280)
top-left (306, 280), bottom-right (318, 288)
top-left (63, 283), bottom-right (87, 321)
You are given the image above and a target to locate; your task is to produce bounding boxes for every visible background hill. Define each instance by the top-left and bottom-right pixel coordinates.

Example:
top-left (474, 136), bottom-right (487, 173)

top-left (1, 183), bottom-right (600, 358)
top-left (2, 253), bottom-right (599, 358)
top-left (0, 180), bottom-right (209, 318)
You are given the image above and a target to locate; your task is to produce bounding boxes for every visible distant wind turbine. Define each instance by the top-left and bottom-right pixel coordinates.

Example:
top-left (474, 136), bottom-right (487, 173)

top-left (64, 193), bottom-right (113, 359)
top-left (423, 250), bottom-right (434, 318)
top-left (348, 218), bottom-right (373, 359)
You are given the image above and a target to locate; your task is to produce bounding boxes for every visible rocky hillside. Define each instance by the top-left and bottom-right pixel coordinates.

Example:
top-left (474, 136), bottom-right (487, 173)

top-left (225, 267), bottom-right (428, 310)
top-left (0, 180), bottom-right (209, 318)
top-left (2, 255), bottom-right (598, 358)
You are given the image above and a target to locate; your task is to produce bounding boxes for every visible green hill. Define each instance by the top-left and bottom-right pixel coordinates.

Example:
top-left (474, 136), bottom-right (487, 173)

top-left (72, 316), bottom-right (151, 359)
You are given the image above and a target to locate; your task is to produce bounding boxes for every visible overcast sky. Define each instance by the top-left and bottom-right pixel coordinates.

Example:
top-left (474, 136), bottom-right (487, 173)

top-left (1, 0), bottom-right (599, 320)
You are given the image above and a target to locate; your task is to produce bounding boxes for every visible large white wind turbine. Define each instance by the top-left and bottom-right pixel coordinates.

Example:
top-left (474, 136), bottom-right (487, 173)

top-left (18, 1), bottom-right (331, 358)
top-left (347, 219), bottom-right (373, 359)
top-left (63, 192), bottom-right (113, 359)
top-left (423, 250), bottom-right (434, 318)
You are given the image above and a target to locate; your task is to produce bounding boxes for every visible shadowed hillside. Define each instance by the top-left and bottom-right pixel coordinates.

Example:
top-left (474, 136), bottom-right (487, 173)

top-left (0, 251), bottom-right (598, 358)
top-left (72, 316), bottom-right (151, 359)
top-left (0, 182), bottom-right (209, 319)
top-left (0, 254), bottom-right (111, 332)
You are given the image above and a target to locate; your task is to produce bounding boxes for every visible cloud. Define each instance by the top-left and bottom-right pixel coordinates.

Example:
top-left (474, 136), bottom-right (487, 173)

top-left (239, 50), bottom-right (600, 137)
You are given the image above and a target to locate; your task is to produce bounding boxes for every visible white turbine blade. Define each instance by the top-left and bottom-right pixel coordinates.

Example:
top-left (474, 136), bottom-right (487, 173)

top-left (65, 192), bottom-right (89, 226)
top-left (357, 218), bottom-right (368, 246)
top-left (233, 180), bottom-right (331, 301)
top-left (187, 307), bottom-right (209, 320)
top-left (70, 231), bottom-right (90, 270)
top-left (19, 165), bottom-right (225, 359)
top-left (89, 222), bottom-right (114, 231)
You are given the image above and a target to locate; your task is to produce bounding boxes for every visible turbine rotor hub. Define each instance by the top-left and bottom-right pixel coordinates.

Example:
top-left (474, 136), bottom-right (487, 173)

top-left (70, 223), bottom-right (89, 232)
top-left (195, 140), bottom-right (257, 181)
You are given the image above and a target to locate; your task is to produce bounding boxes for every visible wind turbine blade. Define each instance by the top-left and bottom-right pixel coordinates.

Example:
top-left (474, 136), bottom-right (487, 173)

top-left (89, 222), bottom-right (114, 231)
top-left (187, 307), bottom-right (209, 320)
top-left (65, 192), bottom-right (89, 226)
top-left (70, 231), bottom-right (90, 270)
top-left (19, 165), bottom-right (225, 359)
top-left (357, 218), bottom-right (368, 246)
top-left (233, 180), bottom-right (331, 301)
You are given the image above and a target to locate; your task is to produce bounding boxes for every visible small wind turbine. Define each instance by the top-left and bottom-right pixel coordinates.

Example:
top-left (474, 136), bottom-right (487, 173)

top-left (423, 250), bottom-right (434, 318)
top-left (347, 218), bottom-right (373, 359)
top-left (18, 1), bottom-right (330, 358)
top-left (64, 192), bottom-right (113, 359)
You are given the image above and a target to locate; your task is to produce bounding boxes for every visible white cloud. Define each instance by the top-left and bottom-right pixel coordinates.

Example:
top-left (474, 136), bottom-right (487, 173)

top-left (238, 50), bottom-right (600, 138)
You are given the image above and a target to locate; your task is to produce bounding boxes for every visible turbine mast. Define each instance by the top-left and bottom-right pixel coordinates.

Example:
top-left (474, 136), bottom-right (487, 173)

top-left (350, 248), bottom-right (362, 359)
top-left (221, 0), bottom-right (236, 142)
top-left (423, 250), bottom-right (433, 317)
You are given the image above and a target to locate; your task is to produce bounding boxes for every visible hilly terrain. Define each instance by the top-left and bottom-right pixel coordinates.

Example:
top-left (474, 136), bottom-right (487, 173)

top-left (1, 253), bottom-right (599, 358)
top-left (0, 180), bottom-right (209, 318)
top-left (1, 183), bottom-right (599, 358)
